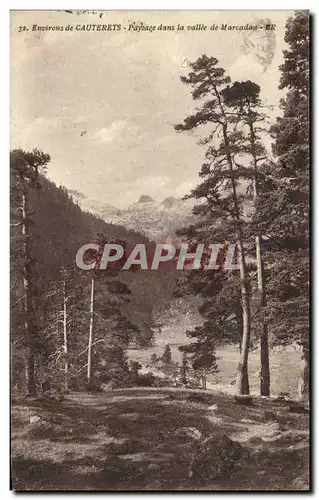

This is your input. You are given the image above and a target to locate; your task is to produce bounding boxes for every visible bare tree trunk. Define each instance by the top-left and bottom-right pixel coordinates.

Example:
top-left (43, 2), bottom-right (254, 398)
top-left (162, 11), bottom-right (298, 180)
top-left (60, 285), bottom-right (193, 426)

top-left (298, 344), bottom-right (309, 401)
top-left (22, 184), bottom-right (36, 396)
top-left (62, 274), bottom-right (68, 391)
top-left (87, 274), bottom-right (95, 385)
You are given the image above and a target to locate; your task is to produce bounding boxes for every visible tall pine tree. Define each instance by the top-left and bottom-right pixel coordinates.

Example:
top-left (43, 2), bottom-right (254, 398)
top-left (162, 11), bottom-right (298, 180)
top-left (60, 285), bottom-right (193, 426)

top-left (10, 148), bottom-right (51, 395)
top-left (222, 80), bottom-right (271, 396)
top-left (175, 55), bottom-right (252, 394)
top-left (254, 11), bottom-right (309, 400)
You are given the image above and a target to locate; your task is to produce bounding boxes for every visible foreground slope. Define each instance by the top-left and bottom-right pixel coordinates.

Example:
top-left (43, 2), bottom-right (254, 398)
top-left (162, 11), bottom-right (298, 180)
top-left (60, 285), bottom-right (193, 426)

top-left (11, 388), bottom-right (309, 491)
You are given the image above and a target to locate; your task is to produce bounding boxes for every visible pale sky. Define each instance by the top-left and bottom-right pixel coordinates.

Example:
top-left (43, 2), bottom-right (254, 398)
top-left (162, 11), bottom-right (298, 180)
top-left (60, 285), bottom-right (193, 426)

top-left (11, 10), bottom-right (293, 209)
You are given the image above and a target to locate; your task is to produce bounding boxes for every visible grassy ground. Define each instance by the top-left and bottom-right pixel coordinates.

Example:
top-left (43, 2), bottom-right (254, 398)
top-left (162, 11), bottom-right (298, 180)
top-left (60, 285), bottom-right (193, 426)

top-left (128, 345), bottom-right (301, 397)
top-left (11, 388), bottom-right (309, 491)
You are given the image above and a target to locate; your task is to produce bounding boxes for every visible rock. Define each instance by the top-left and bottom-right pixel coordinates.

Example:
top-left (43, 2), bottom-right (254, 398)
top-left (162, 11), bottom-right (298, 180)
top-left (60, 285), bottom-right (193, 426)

top-left (101, 382), bottom-right (116, 391)
top-left (29, 415), bottom-right (41, 424)
top-left (145, 479), bottom-right (161, 490)
top-left (147, 463), bottom-right (160, 473)
top-left (48, 392), bottom-right (65, 402)
top-left (276, 392), bottom-right (291, 401)
top-left (207, 415), bottom-right (223, 424)
top-left (174, 427), bottom-right (202, 440)
top-left (256, 470), bottom-right (267, 476)
top-left (189, 433), bottom-right (243, 483)
top-left (208, 404), bottom-right (218, 412)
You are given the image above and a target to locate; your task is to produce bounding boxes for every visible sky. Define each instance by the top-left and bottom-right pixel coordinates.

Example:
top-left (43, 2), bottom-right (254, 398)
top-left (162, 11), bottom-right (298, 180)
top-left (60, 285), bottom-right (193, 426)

top-left (11, 10), bottom-right (293, 209)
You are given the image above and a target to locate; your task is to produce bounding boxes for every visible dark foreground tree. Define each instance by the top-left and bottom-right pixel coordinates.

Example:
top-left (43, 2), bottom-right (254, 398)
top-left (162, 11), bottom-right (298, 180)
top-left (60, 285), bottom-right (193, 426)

top-left (10, 148), bottom-right (50, 395)
top-left (254, 11), bottom-right (309, 400)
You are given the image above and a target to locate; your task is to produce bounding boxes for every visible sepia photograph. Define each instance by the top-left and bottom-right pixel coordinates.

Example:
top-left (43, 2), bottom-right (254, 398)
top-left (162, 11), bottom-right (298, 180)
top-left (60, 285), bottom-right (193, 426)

top-left (10, 9), bottom-right (310, 491)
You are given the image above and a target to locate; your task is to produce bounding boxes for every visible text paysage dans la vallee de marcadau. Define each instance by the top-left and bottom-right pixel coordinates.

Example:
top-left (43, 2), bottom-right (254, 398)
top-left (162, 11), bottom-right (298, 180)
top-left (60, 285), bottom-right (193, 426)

top-left (17, 21), bottom-right (276, 33)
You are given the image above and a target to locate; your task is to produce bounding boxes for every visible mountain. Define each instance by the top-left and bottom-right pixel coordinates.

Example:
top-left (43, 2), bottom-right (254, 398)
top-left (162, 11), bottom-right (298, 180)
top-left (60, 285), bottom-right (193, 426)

top-left (161, 196), bottom-right (179, 209)
top-left (137, 195), bottom-right (154, 203)
top-left (70, 191), bottom-right (196, 241)
top-left (70, 191), bottom-right (124, 219)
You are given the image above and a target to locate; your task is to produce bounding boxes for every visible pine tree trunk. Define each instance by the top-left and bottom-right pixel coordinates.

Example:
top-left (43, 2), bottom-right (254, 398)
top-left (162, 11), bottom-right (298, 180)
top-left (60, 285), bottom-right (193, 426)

top-left (22, 184), bottom-right (36, 396)
top-left (235, 301), bottom-right (243, 354)
top-left (63, 274), bottom-right (68, 391)
top-left (260, 325), bottom-right (270, 396)
top-left (298, 344), bottom-right (309, 401)
top-left (249, 119), bottom-right (270, 397)
top-left (87, 274), bottom-right (95, 385)
top-left (201, 373), bottom-right (207, 390)
top-left (256, 235), bottom-right (270, 396)
top-left (220, 122), bottom-right (251, 396)
top-left (236, 362), bottom-right (249, 394)
top-left (181, 353), bottom-right (187, 385)
top-left (236, 239), bottom-right (251, 395)
top-left (25, 347), bottom-right (36, 396)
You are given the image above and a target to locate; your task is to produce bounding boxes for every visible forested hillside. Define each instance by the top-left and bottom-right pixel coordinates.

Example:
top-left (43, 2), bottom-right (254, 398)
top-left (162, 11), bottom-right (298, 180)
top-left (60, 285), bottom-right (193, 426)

top-left (10, 163), bottom-right (177, 394)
